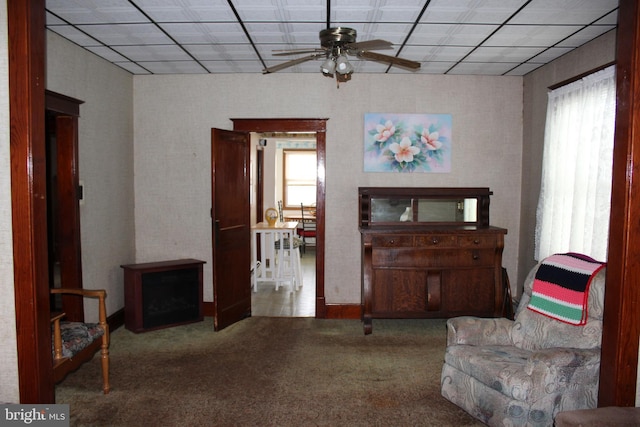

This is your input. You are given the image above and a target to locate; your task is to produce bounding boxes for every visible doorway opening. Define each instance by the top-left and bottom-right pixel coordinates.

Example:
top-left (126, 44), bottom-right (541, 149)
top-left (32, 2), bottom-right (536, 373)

top-left (252, 133), bottom-right (317, 317)
top-left (45, 91), bottom-right (85, 322)
top-left (231, 118), bottom-right (327, 319)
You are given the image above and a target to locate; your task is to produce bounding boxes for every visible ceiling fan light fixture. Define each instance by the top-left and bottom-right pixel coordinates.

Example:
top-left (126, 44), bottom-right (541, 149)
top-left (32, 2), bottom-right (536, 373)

top-left (335, 54), bottom-right (353, 75)
top-left (320, 57), bottom-right (335, 76)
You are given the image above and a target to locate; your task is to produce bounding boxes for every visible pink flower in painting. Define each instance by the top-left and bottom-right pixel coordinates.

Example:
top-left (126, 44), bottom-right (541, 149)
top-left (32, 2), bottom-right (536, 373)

top-left (421, 130), bottom-right (442, 150)
top-left (373, 120), bottom-right (396, 142)
top-left (389, 137), bottom-right (420, 163)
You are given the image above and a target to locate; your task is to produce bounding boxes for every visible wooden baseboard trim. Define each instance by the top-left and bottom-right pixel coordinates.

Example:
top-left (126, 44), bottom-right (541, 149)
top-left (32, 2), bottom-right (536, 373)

top-left (203, 301), bottom-right (361, 320)
top-left (203, 301), bottom-right (214, 317)
top-left (324, 304), bottom-right (361, 319)
top-left (108, 308), bottom-right (125, 332)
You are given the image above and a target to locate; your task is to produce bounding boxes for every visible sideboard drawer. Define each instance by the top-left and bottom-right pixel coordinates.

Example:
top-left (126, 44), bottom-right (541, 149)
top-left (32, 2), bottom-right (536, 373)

top-left (457, 234), bottom-right (498, 247)
top-left (371, 235), bottom-right (414, 247)
top-left (372, 248), bottom-right (497, 268)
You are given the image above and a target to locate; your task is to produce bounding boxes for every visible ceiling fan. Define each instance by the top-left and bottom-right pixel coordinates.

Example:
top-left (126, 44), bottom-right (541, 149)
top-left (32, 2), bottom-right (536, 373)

top-left (262, 27), bottom-right (421, 87)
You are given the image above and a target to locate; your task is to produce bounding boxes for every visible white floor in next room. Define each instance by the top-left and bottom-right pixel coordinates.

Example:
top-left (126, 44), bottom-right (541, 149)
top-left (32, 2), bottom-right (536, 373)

top-left (251, 248), bottom-right (316, 317)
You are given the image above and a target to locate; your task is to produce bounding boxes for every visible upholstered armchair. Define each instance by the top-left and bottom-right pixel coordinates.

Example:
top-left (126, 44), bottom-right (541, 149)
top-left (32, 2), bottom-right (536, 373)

top-left (51, 288), bottom-right (110, 394)
top-left (441, 259), bottom-right (606, 426)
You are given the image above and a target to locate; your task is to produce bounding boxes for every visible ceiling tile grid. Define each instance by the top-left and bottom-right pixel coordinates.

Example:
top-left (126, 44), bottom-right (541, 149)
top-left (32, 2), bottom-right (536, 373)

top-left (45, 0), bottom-right (618, 77)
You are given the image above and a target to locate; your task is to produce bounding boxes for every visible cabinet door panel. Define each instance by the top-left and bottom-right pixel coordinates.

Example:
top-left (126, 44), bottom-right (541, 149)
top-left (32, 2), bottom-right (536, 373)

top-left (372, 269), bottom-right (430, 316)
top-left (442, 268), bottom-right (495, 314)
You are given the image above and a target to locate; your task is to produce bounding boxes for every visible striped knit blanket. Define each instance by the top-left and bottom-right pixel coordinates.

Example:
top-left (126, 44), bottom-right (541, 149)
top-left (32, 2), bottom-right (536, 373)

top-left (528, 253), bottom-right (605, 325)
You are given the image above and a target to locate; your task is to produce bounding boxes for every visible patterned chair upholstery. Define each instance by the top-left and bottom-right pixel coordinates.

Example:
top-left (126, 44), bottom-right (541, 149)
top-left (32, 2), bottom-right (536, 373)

top-left (51, 288), bottom-right (110, 394)
top-left (441, 261), bottom-right (606, 427)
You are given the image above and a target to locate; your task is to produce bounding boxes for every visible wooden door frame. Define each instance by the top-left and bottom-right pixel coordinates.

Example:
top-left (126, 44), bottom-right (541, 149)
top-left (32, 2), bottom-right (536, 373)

top-left (231, 118), bottom-right (327, 318)
top-left (8, 0), bottom-right (53, 403)
top-left (598, 0), bottom-right (640, 406)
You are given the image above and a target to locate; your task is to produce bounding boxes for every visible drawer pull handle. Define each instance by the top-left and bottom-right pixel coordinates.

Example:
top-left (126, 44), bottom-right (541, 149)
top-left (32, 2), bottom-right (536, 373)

top-left (389, 239), bottom-right (394, 244)
top-left (472, 253), bottom-right (480, 260)
top-left (432, 238), bottom-right (439, 245)
top-left (474, 239), bottom-right (480, 244)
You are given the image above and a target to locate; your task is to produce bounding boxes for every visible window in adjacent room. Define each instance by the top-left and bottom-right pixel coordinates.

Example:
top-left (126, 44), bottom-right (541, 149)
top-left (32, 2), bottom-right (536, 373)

top-left (535, 65), bottom-right (616, 261)
top-left (283, 149), bottom-right (317, 208)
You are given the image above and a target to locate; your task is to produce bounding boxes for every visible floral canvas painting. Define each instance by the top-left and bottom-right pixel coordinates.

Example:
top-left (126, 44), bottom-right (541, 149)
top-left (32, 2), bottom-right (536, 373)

top-left (364, 113), bottom-right (452, 173)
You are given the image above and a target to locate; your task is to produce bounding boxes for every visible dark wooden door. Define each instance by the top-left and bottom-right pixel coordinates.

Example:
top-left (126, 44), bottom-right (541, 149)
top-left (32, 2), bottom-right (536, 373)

top-left (211, 128), bottom-right (251, 330)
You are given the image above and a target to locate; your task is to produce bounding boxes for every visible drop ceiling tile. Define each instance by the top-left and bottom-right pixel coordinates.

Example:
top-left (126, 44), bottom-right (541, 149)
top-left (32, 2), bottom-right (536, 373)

top-left (161, 22), bottom-right (249, 44)
top-left (78, 23), bottom-right (175, 45)
top-left (375, 0), bottom-right (430, 22)
top-left (421, 0), bottom-right (528, 24)
top-left (466, 46), bottom-right (546, 63)
top-left (46, 0), bottom-right (149, 24)
top-left (46, 11), bottom-right (66, 25)
top-left (112, 45), bottom-right (192, 62)
top-left (47, 25), bottom-right (102, 47)
top-left (185, 44), bottom-right (259, 61)
top-left (113, 61), bottom-right (151, 74)
top-left (530, 46), bottom-right (575, 62)
top-left (84, 46), bottom-right (129, 62)
top-left (509, 0), bottom-right (619, 25)
top-left (505, 62), bottom-right (545, 75)
top-left (140, 60), bottom-right (209, 74)
top-left (484, 25), bottom-right (580, 47)
top-left (244, 22), bottom-right (326, 44)
top-left (354, 23), bottom-right (418, 44)
top-left (556, 26), bottom-right (616, 48)
top-left (448, 61), bottom-right (520, 75)
top-left (234, 0), bottom-right (325, 22)
top-left (594, 9), bottom-right (618, 25)
top-left (331, 0), bottom-right (397, 23)
top-left (134, 0), bottom-right (237, 22)
top-left (414, 61), bottom-right (458, 74)
top-left (410, 23), bottom-right (500, 46)
top-left (400, 45), bottom-right (474, 62)
top-left (202, 60), bottom-right (265, 73)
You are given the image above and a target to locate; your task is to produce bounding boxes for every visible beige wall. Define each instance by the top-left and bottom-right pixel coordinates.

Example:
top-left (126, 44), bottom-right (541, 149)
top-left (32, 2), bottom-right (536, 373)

top-left (518, 30), bottom-right (617, 289)
top-left (0, 0), bottom-right (19, 403)
top-left (46, 32), bottom-right (135, 321)
top-left (133, 73), bottom-right (524, 303)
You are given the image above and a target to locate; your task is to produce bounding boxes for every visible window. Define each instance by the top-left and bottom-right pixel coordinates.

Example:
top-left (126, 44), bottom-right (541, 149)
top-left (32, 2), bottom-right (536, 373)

top-left (283, 150), bottom-right (317, 208)
top-left (535, 65), bottom-right (616, 261)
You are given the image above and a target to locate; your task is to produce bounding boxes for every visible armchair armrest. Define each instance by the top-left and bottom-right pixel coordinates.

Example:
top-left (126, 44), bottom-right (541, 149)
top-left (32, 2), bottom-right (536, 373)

top-left (523, 347), bottom-right (601, 402)
top-left (51, 288), bottom-right (108, 325)
top-left (446, 316), bottom-right (514, 346)
top-left (50, 312), bottom-right (67, 365)
top-left (527, 347), bottom-right (601, 369)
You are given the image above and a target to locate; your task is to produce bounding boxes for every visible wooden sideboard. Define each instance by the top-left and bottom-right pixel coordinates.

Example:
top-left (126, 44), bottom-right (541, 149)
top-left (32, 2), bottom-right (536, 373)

top-left (359, 187), bottom-right (507, 334)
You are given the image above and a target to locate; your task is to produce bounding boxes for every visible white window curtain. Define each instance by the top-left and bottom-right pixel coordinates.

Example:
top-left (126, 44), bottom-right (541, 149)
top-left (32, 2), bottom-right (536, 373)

top-left (534, 65), bottom-right (616, 261)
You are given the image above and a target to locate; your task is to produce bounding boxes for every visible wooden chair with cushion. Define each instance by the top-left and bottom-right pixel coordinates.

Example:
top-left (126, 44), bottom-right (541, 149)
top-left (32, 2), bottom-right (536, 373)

top-left (297, 203), bottom-right (316, 256)
top-left (51, 288), bottom-right (110, 394)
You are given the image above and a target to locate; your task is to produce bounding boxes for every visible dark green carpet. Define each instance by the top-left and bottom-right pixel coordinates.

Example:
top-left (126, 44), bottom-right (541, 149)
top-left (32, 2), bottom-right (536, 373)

top-left (55, 317), bottom-right (484, 426)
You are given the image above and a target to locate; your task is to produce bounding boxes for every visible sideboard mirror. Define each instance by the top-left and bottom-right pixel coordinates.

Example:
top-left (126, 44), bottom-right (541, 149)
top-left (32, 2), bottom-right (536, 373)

top-left (359, 187), bottom-right (492, 228)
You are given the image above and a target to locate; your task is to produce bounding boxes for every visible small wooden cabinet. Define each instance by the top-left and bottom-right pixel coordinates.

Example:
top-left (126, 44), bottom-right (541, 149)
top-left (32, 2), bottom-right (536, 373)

top-left (359, 187), bottom-right (507, 334)
top-left (121, 259), bottom-right (205, 333)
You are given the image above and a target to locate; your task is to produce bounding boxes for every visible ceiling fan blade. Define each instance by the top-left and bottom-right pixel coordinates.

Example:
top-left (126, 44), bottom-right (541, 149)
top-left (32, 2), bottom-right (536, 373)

top-left (345, 39), bottom-right (393, 51)
top-left (272, 48), bottom-right (326, 56)
top-left (262, 54), bottom-right (322, 74)
top-left (358, 51), bottom-right (421, 70)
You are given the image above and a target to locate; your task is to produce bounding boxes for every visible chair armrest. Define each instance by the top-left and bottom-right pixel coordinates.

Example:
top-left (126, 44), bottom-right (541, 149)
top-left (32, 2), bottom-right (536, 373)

top-left (50, 312), bottom-right (66, 363)
top-left (523, 347), bottom-right (601, 402)
top-left (50, 288), bottom-right (108, 338)
top-left (528, 347), bottom-right (601, 369)
top-left (446, 316), bottom-right (514, 346)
